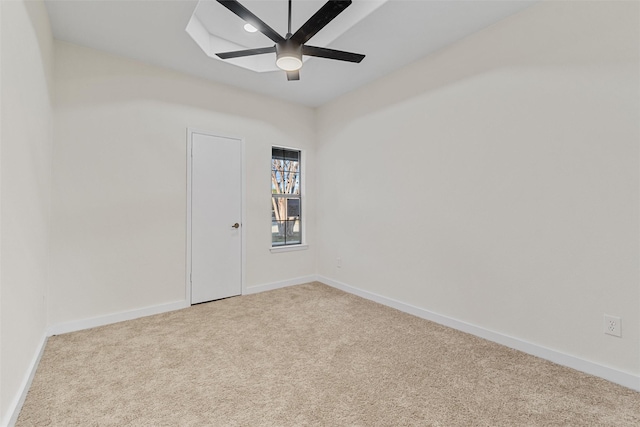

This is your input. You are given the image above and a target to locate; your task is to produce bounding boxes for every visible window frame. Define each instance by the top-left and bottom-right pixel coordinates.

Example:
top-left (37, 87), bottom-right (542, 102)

top-left (270, 146), bottom-right (308, 253)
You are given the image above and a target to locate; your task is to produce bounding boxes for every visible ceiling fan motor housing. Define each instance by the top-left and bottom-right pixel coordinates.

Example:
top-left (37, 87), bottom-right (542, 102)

top-left (275, 39), bottom-right (303, 71)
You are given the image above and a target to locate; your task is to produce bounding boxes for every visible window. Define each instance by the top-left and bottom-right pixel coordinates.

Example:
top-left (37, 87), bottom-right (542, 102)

top-left (271, 147), bottom-right (302, 247)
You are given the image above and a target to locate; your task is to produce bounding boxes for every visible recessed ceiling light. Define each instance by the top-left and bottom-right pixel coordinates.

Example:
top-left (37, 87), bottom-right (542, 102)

top-left (244, 23), bottom-right (257, 33)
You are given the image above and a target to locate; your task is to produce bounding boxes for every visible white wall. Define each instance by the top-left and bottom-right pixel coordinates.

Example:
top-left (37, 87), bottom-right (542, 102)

top-left (316, 0), bottom-right (639, 376)
top-left (50, 42), bottom-right (316, 326)
top-left (0, 0), bottom-right (53, 423)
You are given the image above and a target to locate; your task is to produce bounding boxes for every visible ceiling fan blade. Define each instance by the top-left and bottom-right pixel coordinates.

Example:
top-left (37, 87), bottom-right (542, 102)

top-left (286, 70), bottom-right (300, 81)
top-left (291, 1), bottom-right (352, 45)
top-left (217, 0), bottom-right (284, 43)
top-left (216, 46), bottom-right (276, 59)
top-left (302, 45), bottom-right (364, 63)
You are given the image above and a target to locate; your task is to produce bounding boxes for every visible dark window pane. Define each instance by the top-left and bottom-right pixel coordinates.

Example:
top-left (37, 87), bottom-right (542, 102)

top-left (272, 147), bottom-right (300, 162)
top-left (287, 198), bottom-right (300, 218)
top-left (272, 147), bottom-right (285, 160)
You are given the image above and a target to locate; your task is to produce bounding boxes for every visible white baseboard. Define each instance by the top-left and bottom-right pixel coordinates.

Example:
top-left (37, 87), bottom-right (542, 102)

top-left (47, 276), bottom-right (320, 338)
top-left (2, 333), bottom-right (48, 427)
top-left (318, 275), bottom-right (640, 392)
top-left (47, 300), bottom-right (189, 337)
top-left (243, 275), bottom-right (317, 295)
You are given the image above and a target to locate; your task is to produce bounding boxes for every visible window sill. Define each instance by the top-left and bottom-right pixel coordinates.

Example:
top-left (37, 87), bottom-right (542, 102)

top-left (270, 244), bottom-right (309, 254)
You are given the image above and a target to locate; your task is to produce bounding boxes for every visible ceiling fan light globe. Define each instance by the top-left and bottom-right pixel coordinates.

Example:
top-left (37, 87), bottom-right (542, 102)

top-left (276, 55), bottom-right (302, 71)
top-left (275, 39), bottom-right (303, 71)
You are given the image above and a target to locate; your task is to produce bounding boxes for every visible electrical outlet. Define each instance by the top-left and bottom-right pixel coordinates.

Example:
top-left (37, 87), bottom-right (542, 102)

top-left (336, 257), bottom-right (342, 268)
top-left (604, 314), bottom-right (621, 337)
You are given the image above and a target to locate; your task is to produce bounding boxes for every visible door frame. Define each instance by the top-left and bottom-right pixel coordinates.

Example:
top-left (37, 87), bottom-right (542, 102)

top-left (186, 128), bottom-right (246, 304)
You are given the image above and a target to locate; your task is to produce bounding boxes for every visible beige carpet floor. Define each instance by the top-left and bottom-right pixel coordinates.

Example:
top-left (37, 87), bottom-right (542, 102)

top-left (17, 282), bottom-right (640, 426)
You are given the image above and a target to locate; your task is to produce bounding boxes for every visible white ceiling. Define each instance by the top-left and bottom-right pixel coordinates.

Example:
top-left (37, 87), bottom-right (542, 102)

top-left (45, 0), bottom-right (538, 107)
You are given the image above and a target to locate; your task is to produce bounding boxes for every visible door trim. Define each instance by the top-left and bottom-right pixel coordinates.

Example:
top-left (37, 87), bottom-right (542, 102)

top-left (186, 128), bottom-right (246, 305)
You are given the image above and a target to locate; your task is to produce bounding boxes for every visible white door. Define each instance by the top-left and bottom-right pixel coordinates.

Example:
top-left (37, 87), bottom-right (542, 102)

top-left (190, 132), bottom-right (242, 304)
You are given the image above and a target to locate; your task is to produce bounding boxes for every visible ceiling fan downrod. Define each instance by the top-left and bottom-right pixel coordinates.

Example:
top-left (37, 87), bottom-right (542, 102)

top-left (287, 0), bottom-right (292, 37)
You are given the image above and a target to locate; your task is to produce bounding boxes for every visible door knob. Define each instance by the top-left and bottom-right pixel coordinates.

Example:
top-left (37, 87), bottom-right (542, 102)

top-left (232, 223), bottom-right (240, 229)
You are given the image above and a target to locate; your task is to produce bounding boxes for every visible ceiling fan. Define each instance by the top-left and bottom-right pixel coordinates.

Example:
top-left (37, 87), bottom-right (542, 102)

top-left (215, 0), bottom-right (365, 81)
